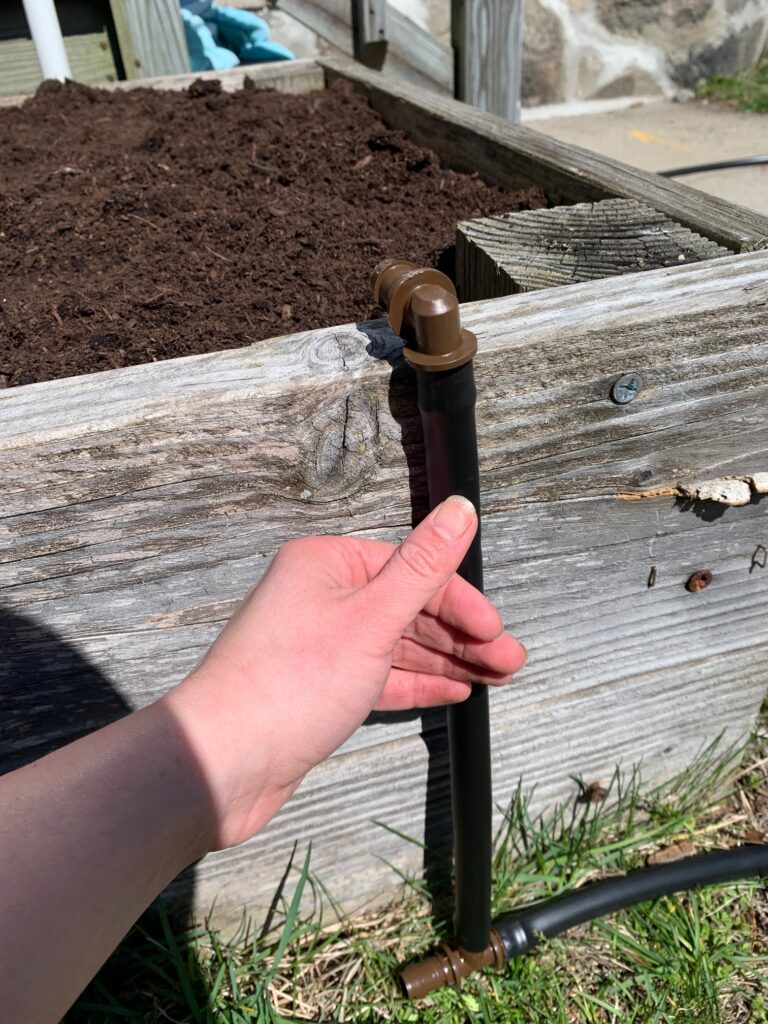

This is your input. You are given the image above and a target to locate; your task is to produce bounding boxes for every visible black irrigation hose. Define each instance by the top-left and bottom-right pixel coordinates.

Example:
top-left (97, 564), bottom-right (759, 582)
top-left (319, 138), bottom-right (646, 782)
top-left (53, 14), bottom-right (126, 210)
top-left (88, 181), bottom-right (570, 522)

top-left (371, 258), bottom-right (493, 958)
top-left (660, 154), bottom-right (768, 176)
top-left (416, 363), bottom-right (492, 954)
top-left (376, 261), bottom-right (768, 999)
top-left (496, 845), bottom-right (768, 959)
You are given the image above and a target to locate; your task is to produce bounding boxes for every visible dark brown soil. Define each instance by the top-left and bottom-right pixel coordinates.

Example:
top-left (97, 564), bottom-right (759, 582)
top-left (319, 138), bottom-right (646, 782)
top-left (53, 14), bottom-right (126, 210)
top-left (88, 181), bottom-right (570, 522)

top-left (0, 78), bottom-right (545, 388)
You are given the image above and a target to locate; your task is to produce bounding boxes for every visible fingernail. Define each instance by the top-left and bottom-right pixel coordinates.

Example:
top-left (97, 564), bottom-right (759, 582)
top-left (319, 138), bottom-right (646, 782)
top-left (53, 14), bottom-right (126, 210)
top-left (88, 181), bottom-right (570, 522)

top-left (432, 495), bottom-right (476, 540)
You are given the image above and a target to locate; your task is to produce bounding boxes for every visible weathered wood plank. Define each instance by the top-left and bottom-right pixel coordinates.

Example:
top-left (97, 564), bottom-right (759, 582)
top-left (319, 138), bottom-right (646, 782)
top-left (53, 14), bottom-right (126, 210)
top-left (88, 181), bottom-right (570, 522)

top-left (111, 58), bottom-right (326, 96)
top-left (2, 252), bottom-right (767, 923)
top-left (0, 54), bottom-right (324, 109)
top-left (451, 0), bottom-right (522, 121)
top-left (274, 0), bottom-right (352, 54)
top-left (385, 6), bottom-right (452, 93)
top-left (185, 646), bottom-right (766, 925)
top-left (457, 198), bottom-right (732, 300)
top-left (109, 0), bottom-right (190, 79)
top-left (276, 0), bottom-right (452, 94)
top-left (0, 31), bottom-right (118, 96)
top-left (321, 56), bottom-right (768, 253)
top-left (108, 0), bottom-right (139, 79)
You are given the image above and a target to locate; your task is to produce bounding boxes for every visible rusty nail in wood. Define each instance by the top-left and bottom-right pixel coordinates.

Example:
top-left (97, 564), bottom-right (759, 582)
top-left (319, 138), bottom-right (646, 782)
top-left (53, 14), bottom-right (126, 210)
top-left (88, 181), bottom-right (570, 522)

top-left (686, 570), bottom-right (713, 592)
top-left (752, 544), bottom-right (767, 570)
top-left (648, 566), bottom-right (657, 588)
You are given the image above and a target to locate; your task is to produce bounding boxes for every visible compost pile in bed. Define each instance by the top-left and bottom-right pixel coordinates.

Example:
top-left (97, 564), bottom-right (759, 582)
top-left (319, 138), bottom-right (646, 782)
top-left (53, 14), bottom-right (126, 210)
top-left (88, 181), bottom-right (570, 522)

top-left (0, 78), bottom-right (545, 387)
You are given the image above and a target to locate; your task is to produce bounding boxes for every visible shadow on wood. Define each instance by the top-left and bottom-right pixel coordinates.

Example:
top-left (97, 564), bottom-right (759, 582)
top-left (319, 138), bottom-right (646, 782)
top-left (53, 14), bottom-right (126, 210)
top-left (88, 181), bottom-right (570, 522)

top-left (0, 604), bottom-right (208, 1006)
top-left (0, 606), bottom-right (131, 774)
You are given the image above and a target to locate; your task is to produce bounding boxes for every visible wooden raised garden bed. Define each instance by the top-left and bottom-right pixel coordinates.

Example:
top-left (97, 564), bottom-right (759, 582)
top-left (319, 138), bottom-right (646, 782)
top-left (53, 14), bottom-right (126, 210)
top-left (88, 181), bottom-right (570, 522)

top-left (2, 58), bottom-right (767, 928)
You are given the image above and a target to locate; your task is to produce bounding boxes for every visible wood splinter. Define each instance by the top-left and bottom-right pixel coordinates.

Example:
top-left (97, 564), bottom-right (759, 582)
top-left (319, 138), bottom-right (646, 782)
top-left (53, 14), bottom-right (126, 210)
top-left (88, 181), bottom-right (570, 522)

top-left (618, 474), bottom-right (768, 507)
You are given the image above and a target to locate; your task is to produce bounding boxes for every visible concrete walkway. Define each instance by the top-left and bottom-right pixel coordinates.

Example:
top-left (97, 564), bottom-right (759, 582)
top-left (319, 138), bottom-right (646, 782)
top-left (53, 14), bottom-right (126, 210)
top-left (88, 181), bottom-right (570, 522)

top-left (529, 99), bottom-right (768, 216)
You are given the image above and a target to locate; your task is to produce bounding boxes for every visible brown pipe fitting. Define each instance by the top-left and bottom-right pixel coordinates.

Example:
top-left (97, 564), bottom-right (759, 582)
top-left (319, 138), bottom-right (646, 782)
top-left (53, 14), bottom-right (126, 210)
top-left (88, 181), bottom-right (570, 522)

top-left (371, 258), bottom-right (477, 371)
top-left (398, 930), bottom-right (506, 1000)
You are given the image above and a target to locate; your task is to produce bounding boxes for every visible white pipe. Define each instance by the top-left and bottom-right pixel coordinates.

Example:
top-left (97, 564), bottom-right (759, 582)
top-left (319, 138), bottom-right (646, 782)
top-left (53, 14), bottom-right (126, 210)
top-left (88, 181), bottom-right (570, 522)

top-left (21, 0), bottom-right (72, 82)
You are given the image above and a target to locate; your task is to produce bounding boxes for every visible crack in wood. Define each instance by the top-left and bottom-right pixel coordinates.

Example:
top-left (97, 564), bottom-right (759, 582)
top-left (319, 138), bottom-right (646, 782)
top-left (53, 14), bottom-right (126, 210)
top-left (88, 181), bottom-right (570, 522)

top-left (617, 474), bottom-right (768, 506)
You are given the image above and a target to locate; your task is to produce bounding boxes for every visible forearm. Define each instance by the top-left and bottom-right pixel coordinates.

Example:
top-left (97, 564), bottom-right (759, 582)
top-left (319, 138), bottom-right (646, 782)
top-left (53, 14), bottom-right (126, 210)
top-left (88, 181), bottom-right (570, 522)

top-left (0, 698), bottom-right (215, 1023)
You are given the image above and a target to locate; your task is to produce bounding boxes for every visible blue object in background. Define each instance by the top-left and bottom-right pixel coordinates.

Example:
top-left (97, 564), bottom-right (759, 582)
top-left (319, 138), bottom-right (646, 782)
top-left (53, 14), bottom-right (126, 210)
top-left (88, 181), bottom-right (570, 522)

top-left (180, 8), bottom-right (240, 71)
top-left (179, 0), bottom-right (295, 72)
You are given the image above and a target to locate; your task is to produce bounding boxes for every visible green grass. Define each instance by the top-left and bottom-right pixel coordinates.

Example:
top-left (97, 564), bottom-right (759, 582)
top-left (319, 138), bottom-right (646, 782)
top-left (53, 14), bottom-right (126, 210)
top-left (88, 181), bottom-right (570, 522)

top-left (697, 51), bottom-right (768, 113)
top-left (65, 727), bottom-right (768, 1023)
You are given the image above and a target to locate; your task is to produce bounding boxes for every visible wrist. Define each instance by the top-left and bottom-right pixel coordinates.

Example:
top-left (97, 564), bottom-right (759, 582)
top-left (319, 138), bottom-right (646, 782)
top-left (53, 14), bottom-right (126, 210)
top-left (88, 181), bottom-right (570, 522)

top-left (161, 671), bottom-right (294, 850)
top-left (127, 699), bottom-right (219, 868)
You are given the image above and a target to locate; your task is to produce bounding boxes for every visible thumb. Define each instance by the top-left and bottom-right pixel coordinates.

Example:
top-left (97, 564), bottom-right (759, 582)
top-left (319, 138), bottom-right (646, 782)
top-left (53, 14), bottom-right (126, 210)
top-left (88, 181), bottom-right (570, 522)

top-left (363, 495), bottom-right (478, 640)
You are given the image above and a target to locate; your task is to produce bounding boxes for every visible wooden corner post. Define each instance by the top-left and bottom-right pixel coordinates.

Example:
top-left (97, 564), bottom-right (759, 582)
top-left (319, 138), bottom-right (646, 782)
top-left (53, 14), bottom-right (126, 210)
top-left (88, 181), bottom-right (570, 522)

top-left (109, 0), bottom-right (190, 79)
top-left (351, 0), bottom-right (387, 70)
top-left (451, 0), bottom-right (522, 122)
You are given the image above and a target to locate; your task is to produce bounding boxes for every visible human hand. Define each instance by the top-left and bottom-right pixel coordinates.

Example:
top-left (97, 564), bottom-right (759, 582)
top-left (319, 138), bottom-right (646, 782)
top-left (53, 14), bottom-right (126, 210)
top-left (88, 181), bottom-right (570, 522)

top-left (166, 496), bottom-right (526, 849)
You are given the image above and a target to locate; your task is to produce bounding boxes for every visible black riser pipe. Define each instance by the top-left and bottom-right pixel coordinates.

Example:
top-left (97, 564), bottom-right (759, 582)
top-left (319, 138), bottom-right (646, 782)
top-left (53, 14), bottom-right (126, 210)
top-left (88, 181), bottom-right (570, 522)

top-left (416, 362), bottom-right (492, 954)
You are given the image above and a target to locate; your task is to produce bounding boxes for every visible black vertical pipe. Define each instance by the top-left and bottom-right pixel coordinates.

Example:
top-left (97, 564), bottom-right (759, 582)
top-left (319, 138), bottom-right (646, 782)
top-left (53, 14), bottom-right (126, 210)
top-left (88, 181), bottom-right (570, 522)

top-left (416, 362), bottom-right (492, 953)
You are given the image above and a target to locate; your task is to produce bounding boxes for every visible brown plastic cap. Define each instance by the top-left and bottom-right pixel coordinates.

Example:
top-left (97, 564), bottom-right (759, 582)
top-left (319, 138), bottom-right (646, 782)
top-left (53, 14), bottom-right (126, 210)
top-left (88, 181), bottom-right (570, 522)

top-left (398, 948), bottom-right (454, 999)
top-left (371, 259), bottom-right (477, 371)
top-left (405, 284), bottom-right (477, 370)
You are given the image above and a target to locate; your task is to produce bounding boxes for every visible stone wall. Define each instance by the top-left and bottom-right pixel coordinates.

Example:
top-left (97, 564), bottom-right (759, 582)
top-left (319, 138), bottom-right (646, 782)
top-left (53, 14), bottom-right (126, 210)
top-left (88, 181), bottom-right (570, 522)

top-left (392, 0), bottom-right (767, 103)
top-left (255, 0), bottom-right (767, 106)
top-left (522, 0), bottom-right (767, 103)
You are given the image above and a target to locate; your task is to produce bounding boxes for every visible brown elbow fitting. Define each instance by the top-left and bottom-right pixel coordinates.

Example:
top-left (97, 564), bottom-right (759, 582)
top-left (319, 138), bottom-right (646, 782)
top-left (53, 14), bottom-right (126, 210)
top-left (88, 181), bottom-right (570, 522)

top-left (371, 259), bottom-right (477, 371)
top-left (398, 931), bottom-right (506, 1000)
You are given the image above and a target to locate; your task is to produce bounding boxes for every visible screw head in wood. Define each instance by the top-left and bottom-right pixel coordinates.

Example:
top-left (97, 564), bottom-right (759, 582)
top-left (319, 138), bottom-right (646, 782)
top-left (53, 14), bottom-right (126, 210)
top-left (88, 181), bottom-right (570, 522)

top-left (686, 570), bottom-right (713, 592)
top-left (610, 373), bottom-right (643, 405)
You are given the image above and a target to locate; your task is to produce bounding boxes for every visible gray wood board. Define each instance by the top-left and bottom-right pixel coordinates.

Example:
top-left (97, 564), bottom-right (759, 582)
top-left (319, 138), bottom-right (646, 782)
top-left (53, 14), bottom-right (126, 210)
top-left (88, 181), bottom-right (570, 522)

top-left (277, 0), bottom-right (452, 93)
top-left (0, 59), bottom-right (326, 109)
top-left (2, 252), bottom-right (768, 922)
top-left (451, 0), bottom-right (522, 121)
top-left (112, 59), bottom-right (326, 96)
top-left (0, 32), bottom-right (118, 96)
top-left (110, 0), bottom-right (190, 79)
top-left (321, 57), bottom-right (768, 254)
top-left (457, 198), bottom-right (732, 300)
top-left (187, 646), bottom-right (765, 925)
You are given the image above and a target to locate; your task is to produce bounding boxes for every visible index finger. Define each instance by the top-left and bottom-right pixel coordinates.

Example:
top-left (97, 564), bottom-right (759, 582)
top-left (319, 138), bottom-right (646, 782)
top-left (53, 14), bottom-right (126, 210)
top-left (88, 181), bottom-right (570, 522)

top-left (421, 572), bottom-right (504, 642)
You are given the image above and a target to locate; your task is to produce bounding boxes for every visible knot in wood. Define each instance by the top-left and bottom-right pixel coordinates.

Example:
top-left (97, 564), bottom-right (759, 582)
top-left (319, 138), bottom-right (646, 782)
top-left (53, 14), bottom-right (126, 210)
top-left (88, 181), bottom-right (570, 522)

top-left (304, 330), bottom-right (368, 373)
top-left (299, 387), bottom-right (379, 498)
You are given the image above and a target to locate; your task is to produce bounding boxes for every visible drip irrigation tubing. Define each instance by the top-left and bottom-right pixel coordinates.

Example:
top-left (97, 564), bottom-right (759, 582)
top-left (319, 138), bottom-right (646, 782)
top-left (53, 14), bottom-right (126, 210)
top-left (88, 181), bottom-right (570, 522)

top-left (371, 259), bottom-right (768, 1000)
top-left (496, 845), bottom-right (768, 958)
top-left (371, 259), bottom-right (492, 954)
top-left (660, 154), bottom-right (768, 176)
top-left (417, 362), bottom-right (492, 953)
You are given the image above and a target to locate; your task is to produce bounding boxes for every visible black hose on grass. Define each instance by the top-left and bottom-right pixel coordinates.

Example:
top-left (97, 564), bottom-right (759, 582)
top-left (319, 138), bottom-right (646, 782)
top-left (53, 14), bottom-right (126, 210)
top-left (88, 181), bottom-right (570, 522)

top-left (496, 845), bottom-right (768, 959)
top-left (399, 844), bottom-right (768, 997)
